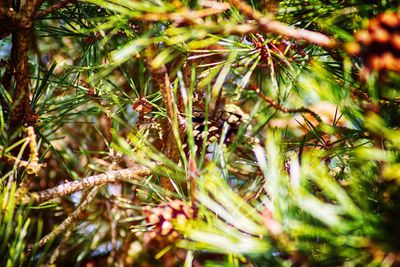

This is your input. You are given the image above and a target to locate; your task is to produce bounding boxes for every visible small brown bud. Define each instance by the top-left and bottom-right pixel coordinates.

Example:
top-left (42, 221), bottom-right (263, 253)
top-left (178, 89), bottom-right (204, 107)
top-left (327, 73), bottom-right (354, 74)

top-left (152, 207), bottom-right (163, 216)
top-left (169, 231), bottom-right (180, 240)
top-left (149, 231), bottom-right (157, 239)
top-left (368, 19), bottom-right (380, 30)
top-left (391, 57), bottom-right (400, 72)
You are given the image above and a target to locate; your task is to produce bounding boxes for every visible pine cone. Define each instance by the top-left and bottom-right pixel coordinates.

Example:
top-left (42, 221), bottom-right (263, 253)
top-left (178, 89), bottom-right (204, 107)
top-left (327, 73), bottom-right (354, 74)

top-left (191, 103), bottom-right (251, 157)
top-left (143, 200), bottom-right (195, 243)
top-left (346, 11), bottom-right (400, 75)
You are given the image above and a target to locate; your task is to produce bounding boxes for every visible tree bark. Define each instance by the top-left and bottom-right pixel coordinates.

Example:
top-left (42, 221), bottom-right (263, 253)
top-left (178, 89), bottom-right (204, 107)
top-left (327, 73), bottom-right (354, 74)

top-left (11, 26), bottom-right (32, 127)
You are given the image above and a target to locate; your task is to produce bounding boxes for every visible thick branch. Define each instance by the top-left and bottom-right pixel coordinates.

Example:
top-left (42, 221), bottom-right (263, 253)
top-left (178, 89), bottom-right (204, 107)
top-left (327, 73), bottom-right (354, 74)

top-left (10, 27), bottom-right (32, 126)
top-left (9, 0), bottom-right (37, 127)
top-left (229, 0), bottom-right (337, 48)
top-left (22, 166), bottom-right (151, 204)
top-left (10, 32), bottom-right (29, 120)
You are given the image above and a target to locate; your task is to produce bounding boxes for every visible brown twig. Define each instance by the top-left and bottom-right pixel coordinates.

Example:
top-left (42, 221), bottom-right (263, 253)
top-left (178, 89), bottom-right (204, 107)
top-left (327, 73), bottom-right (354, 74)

top-left (147, 45), bottom-right (176, 125)
top-left (47, 229), bottom-right (73, 266)
top-left (21, 166), bottom-right (151, 204)
top-left (33, 186), bottom-right (100, 249)
top-left (146, 43), bottom-right (187, 191)
top-left (250, 85), bottom-right (322, 123)
top-left (147, 45), bottom-right (186, 159)
top-left (229, 0), bottom-right (337, 48)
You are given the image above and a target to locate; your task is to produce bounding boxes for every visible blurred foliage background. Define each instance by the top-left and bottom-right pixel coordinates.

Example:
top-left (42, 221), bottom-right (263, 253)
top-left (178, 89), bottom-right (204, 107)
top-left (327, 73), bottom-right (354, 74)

top-left (0, 0), bottom-right (400, 266)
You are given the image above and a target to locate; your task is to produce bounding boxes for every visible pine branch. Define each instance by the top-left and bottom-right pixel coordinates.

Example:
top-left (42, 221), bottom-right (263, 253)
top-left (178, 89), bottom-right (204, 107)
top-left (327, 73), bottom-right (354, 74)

top-left (22, 166), bottom-right (152, 204)
top-left (250, 85), bottom-right (323, 123)
top-left (229, 0), bottom-right (337, 48)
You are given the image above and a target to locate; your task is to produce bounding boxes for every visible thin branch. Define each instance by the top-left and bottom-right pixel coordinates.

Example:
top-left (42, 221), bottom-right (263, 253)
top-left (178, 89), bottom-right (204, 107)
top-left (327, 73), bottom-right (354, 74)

top-left (229, 0), bottom-right (337, 48)
top-left (146, 44), bottom-right (187, 159)
top-left (250, 85), bottom-right (322, 123)
top-left (34, 186), bottom-right (100, 249)
top-left (146, 43), bottom-right (187, 190)
top-left (147, 44), bottom-right (176, 124)
top-left (47, 229), bottom-right (73, 266)
top-left (22, 166), bottom-right (152, 204)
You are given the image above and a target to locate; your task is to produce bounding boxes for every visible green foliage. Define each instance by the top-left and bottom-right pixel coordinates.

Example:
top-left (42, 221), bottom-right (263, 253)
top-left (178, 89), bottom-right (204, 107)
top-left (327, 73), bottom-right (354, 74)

top-left (0, 0), bottom-right (399, 266)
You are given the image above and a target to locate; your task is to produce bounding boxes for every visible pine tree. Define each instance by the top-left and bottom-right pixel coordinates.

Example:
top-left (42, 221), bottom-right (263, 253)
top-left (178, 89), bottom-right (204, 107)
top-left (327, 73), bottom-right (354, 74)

top-left (0, 0), bottom-right (399, 266)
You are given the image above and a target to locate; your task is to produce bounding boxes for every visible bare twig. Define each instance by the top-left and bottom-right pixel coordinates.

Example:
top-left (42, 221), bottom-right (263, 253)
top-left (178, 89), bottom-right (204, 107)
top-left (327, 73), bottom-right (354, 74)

top-left (46, 229), bottom-right (73, 266)
top-left (34, 186), bottom-right (100, 249)
top-left (229, 0), bottom-right (337, 48)
top-left (22, 166), bottom-right (151, 204)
